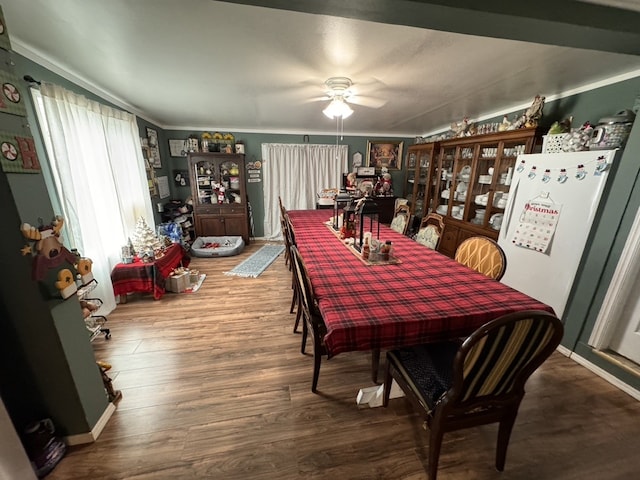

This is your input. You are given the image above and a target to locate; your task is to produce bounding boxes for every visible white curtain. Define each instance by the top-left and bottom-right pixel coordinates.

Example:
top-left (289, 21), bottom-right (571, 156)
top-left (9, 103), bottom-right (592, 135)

top-left (32, 84), bottom-right (154, 314)
top-left (261, 143), bottom-right (348, 240)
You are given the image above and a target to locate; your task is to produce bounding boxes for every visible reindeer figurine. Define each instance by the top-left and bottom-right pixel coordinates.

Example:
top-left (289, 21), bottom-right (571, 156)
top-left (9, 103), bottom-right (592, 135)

top-left (21, 215), bottom-right (93, 299)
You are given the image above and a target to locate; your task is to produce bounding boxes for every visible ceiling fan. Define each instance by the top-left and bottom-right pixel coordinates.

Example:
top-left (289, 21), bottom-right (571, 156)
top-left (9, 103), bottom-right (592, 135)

top-left (316, 76), bottom-right (386, 119)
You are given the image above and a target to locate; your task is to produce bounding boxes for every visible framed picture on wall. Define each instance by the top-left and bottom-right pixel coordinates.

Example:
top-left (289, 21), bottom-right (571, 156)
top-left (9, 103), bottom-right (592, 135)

top-left (169, 139), bottom-right (187, 157)
top-left (146, 127), bottom-right (162, 168)
top-left (366, 140), bottom-right (403, 170)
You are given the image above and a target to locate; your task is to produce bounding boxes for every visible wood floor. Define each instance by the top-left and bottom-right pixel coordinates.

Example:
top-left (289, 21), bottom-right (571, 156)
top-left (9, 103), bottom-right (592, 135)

top-left (48, 241), bottom-right (640, 480)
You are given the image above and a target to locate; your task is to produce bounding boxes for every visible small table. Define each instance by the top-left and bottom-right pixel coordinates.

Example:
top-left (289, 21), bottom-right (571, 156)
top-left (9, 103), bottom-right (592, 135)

top-left (111, 243), bottom-right (190, 301)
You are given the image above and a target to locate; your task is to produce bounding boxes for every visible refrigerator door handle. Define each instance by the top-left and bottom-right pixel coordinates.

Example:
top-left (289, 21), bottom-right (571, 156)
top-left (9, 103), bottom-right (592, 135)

top-left (501, 180), bottom-right (519, 240)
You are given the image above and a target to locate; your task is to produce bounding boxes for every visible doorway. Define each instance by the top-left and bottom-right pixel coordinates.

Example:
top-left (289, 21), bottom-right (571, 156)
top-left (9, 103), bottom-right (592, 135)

top-left (589, 206), bottom-right (640, 365)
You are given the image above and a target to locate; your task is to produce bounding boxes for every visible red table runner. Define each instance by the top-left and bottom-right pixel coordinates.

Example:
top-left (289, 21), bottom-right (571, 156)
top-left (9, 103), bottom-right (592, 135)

top-left (288, 209), bottom-right (554, 357)
top-left (111, 243), bottom-right (190, 300)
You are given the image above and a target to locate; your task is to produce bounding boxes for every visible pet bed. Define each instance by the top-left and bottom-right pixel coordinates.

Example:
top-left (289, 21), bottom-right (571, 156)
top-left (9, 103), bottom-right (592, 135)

top-left (191, 236), bottom-right (245, 257)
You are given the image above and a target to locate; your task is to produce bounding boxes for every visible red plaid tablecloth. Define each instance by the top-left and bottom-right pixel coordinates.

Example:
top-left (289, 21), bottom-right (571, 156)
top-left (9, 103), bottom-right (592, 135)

top-left (111, 243), bottom-right (191, 300)
top-left (288, 209), bottom-right (554, 357)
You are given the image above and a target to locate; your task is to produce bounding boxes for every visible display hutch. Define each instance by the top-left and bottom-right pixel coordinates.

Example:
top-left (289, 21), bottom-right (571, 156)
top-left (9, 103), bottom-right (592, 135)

top-left (188, 152), bottom-right (250, 243)
top-left (432, 127), bottom-right (541, 257)
top-left (403, 142), bottom-right (439, 218)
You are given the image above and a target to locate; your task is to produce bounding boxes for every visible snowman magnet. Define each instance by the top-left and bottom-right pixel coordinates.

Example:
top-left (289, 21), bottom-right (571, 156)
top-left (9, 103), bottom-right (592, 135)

top-left (575, 164), bottom-right (587, 180)
top-left (594, 155), bottom-right (609, 176)
top-left (557, 168), bottom-right (568, 183)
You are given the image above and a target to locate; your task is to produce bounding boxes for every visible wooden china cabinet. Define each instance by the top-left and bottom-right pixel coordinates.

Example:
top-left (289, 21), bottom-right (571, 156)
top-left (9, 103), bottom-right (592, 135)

top-left (432, 127), bottom-right (542, 257)
top-left (188, 152), bottom-right (250, 244)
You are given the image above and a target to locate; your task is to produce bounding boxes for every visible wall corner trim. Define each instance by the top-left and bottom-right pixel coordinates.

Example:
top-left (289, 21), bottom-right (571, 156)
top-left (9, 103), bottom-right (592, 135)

top-left (64, 402), bottom-right (117, 446)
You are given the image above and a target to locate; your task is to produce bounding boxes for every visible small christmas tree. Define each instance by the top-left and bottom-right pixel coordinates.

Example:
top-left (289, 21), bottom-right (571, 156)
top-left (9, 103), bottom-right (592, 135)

top-left (131, 217), bottom-right (163, 258)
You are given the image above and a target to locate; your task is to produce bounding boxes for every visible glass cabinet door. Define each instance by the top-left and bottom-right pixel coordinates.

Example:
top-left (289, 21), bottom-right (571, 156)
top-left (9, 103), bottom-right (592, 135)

top-left (468, 140), bottom-right (500, 228)
top-left (219, 159), bottom-right (244, 204)
top-left (450, 145), bottom-right (475, 222)
top-left (193, 159), bottom-right (218, 205)
top-left (435, 146), bottom-right (456, 216)
top-left (404, 144), bottom-right (437, 217)
top-left (404, 149), bottom-right (417, 205)
top-left (467, 139), bottom-right (526, 231)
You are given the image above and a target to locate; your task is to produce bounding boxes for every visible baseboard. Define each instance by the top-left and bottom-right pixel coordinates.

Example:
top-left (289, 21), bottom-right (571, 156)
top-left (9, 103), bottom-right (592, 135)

top-left (569, 352), bottom-right (640, 401)
top-left (556, 344), bottom-right (572, 357)
top-left (65, 401), bottom-right (117, 446)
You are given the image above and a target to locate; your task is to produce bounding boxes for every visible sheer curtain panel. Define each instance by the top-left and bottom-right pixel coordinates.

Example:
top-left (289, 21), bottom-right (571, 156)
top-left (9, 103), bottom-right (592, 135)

top-left (33, 84), bottom-right (153, 313)
top-left (261, 143), bottom-right (348, 240)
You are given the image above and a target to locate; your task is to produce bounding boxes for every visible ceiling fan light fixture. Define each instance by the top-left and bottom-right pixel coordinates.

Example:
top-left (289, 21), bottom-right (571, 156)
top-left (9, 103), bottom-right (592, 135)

top-left (322, 76), bottom-right (354, 119)
top-left (323, 98), bottom-right (353, 119)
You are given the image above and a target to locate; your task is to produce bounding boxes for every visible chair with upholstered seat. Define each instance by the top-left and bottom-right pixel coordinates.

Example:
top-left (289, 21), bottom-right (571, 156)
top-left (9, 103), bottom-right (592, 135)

top-left (454, 235), bottom-right (507, 280)
top-left (390, 204), bottom-right (411, 236)
top-left (414, 213), bottom-right (445, 250)
top-left (383, 310), bottom-right (563, 480)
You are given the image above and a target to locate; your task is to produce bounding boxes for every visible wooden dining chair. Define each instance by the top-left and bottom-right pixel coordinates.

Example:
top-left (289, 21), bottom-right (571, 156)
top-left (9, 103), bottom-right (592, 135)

top-left (390, 204), bottom-right (411, 235)
top-left (284, 218), bottom-right (302, 333)
top-left (383, 310), bottom-right (563, 480)
top-left (291, 245), bottom-right (329, 392)
top-left (278, 196), bottom-right (291, 268)
top-left (454, 235), bottom-right (507, 280)
top-left (291, 245), bottom-right (381, 391)
top-left (277, 197), bottom-right (302, 333)
top-left (414, 213), bottom-right (445, 250)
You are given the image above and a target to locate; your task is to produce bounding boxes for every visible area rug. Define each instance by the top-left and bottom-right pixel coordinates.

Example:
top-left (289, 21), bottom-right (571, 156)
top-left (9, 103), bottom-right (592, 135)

top-left (184, 274), bottom-right (206, 293)
top-left (224, 244), bottom-right (285, 278)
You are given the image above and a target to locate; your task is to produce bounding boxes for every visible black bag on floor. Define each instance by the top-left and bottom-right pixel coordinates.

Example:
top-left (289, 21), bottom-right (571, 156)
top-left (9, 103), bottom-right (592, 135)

top-left (22, 418), bottom-right (66, 478)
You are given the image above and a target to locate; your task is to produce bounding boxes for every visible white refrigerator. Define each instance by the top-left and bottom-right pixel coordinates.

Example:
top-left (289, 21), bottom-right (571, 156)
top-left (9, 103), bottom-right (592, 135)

top-left (497, 149), bottom-right (617, 318)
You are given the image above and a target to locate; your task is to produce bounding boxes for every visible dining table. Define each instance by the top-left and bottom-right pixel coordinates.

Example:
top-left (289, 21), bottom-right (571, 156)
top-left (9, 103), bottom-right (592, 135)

top-left (287, 209), bottom-right (555, 367)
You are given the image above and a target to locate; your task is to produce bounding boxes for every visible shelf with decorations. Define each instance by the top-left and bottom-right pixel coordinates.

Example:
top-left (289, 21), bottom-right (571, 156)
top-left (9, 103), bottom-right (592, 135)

top-left (188, 152), bottom-right (250, 243)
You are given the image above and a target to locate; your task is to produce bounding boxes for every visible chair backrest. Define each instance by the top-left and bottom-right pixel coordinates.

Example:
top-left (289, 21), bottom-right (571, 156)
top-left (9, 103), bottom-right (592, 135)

top-left (415, 213), bottom-right (445, 249)
top-left (390, 204), bottom-right (411, 235)
top-left (290, 245), bottom-right (318, 319)
top-left (454, 236), bottom-right (506, 280)
top-left (448, 310), bottom-right (563, 408)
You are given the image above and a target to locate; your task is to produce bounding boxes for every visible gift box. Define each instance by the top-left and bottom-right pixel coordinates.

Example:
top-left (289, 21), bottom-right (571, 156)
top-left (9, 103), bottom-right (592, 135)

top-left (189, 270), bottom-right (200, 283)
top-left (166, 272), bottom-right (189, 293)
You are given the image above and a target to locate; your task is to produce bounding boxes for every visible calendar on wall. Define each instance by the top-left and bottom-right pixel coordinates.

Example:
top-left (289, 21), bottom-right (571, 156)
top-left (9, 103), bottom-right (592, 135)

top-left (510, 196), bottom-right (562, 254)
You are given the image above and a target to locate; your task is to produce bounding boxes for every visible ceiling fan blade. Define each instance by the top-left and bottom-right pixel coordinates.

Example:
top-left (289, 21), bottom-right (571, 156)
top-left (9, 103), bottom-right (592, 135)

top-left (348, 95), bottom-right (387, 109)
top-left (301, 95), bottom-right (331, 104)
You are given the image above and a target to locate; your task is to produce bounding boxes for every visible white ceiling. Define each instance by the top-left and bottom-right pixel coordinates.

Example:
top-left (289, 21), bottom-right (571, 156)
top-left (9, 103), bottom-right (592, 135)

top-left (3, 0), bottom-right (640, 137)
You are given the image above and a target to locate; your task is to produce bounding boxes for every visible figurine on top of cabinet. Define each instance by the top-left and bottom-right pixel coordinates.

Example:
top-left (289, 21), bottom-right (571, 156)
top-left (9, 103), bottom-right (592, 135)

top-left (450, 116), bottom-right (477, 137)
top-left (510, 94), bottom-right (545, 130)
